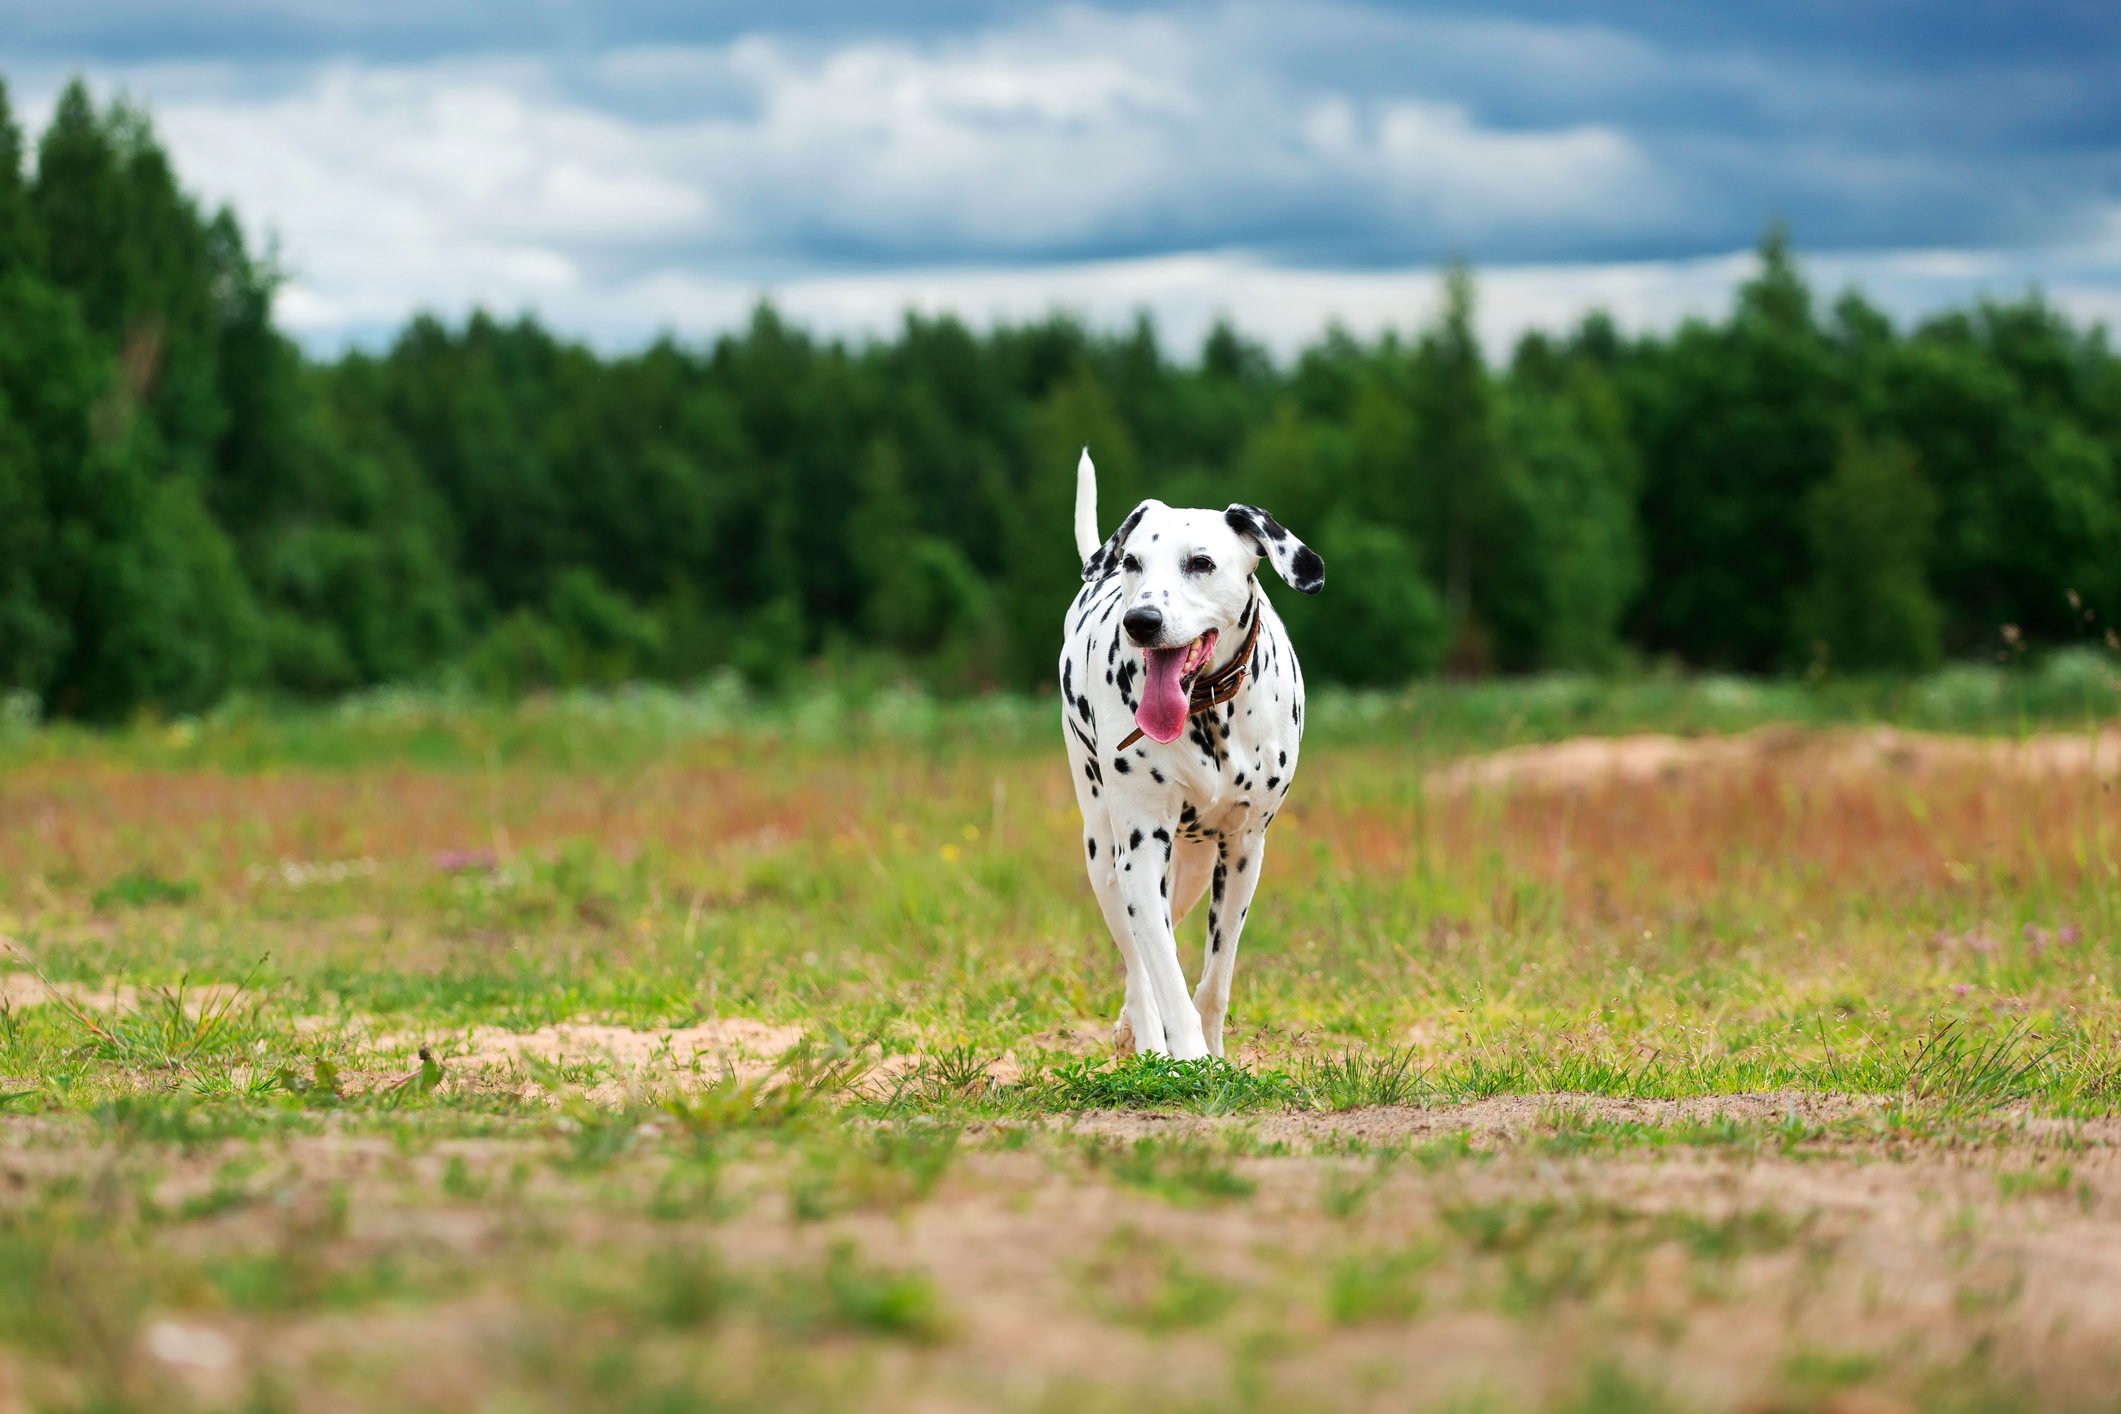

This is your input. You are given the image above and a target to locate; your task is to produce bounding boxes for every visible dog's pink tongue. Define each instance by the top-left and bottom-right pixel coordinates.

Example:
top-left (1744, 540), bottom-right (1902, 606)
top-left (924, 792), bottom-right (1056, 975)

top-left (1136, 646), bottom-right (1190, 744)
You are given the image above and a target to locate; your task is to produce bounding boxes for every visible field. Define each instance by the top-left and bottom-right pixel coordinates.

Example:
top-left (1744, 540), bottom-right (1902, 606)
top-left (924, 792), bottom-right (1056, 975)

top-left (2, 676), bottom-right (2120, 1413)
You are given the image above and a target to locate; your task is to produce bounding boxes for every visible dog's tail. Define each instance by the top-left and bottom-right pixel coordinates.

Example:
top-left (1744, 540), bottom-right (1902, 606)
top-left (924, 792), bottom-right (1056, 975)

top-left (1073, 447), bottom-right (1099, 563)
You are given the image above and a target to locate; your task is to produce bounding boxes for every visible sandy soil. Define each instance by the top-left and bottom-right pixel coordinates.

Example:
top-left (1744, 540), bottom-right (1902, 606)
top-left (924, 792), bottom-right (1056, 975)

top-left (1428, 723), bottom-right (2121, 793)
top-left (99, 1099), bottom-right (2121, 1413)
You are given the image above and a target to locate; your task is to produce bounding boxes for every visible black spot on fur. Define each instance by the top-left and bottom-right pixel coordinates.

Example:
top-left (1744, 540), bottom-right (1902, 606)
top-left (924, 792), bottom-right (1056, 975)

top-left (1178, 803), bottom-right (1197, 823)
top-left (1086, 839), bottom-right (1097, 859)
top-left (1265, 776), bottom-right (1279, 791)
top-left (1160, 875), bottom-right (1168, 897)
top-left (1129, 828), bottom-right (1143, 851)
top-left (1278, 750), bottom-right (1286, 767)
top-left (1291, 545), bottom-right (1324, 593)
top-left (1127, 904), bottom-right (1135, 916)
top-left (1085, 502), bottom-right (1148, 582)
top-left (1113, 757), bottom-right (1130, 774)
top-left (1149, 768), bottom-right (1164, 784)
top-left (1237, 856), bottom-right (1248, 873)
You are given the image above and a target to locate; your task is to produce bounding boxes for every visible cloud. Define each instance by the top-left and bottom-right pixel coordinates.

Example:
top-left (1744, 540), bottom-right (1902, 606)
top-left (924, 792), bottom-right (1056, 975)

top-left (6, 0), bottom-right (2117, 353)
top-left (26, 5), bottom-right (1662, 311)
top-left (576, 240), bottom-right (2121, 366)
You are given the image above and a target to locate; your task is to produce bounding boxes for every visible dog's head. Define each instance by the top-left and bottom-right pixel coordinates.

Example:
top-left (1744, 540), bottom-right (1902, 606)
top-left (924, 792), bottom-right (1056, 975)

top-left (1082, 500), bottom-right (1323, 743)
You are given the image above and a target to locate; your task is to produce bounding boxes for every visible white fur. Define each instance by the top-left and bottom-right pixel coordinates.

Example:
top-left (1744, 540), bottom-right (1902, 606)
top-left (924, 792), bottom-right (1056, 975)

top-left (1058, 452), bottom-right (1318, 1059)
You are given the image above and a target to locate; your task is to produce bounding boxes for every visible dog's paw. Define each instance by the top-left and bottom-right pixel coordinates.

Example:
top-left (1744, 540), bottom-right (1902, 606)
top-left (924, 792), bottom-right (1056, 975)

top-left (1112, 1008), bottom-right (1137, 1057)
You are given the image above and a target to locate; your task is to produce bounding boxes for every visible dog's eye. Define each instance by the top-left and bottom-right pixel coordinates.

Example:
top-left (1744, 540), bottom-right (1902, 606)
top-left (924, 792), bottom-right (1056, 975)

top-left (1185, 554), bottom-right (1215, 575)
top-left (1122, 554), bottom-right (1141, 573)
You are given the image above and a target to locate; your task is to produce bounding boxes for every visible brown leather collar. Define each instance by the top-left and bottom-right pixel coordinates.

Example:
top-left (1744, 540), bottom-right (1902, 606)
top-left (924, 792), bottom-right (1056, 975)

top-left (1114, 592), bottom-right (1264, 752)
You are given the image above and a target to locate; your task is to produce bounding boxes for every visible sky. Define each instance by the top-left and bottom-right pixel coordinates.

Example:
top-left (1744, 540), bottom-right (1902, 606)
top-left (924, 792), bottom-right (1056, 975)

top-left (3, 0), bottom-right (2119, 359)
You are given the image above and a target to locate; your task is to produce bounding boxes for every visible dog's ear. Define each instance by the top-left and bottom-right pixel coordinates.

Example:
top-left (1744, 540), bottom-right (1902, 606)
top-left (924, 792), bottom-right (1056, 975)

top-left (1224, 505), bottom-right (1324, 594)
top-left (1082, 499), bottom-right (1159, 581)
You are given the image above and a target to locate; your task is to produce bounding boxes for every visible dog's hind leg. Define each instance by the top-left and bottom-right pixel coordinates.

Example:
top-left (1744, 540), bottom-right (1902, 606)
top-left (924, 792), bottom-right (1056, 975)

top-left (1169, 837), bottom-right (1214, 923)
top-left (1193, 826), bottom-right (1268, 1059)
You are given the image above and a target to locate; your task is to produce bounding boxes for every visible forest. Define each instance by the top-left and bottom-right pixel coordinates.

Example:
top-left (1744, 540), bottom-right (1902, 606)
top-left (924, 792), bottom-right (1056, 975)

top-left (3, 78), bottom-right (2119, 721)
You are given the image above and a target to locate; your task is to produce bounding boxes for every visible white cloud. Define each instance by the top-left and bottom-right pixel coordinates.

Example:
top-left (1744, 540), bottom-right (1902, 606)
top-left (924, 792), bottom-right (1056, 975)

top-left (322, 242), bottom-right (2114, 368)
top-left (45, 1), bottom-right (1666, 340)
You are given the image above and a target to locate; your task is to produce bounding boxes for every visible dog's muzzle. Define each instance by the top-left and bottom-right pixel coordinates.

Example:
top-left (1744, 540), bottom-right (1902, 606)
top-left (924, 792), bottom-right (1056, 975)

top-left (1122, 605), bottom-right (1164, 645)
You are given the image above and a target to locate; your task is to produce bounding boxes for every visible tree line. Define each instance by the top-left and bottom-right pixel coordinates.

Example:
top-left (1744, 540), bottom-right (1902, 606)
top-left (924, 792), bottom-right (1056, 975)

top-left (3, 79), bottom-right (2118, 721)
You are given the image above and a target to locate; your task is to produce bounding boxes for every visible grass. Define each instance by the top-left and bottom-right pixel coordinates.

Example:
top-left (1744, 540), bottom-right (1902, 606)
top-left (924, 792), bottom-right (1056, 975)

top-left (0, 674), bottom-right (2117, 1409)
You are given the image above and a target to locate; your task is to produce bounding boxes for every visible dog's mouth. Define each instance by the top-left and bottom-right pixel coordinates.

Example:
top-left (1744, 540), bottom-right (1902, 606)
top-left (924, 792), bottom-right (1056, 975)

top-left (1136, 630), bottom-right (1219, 745)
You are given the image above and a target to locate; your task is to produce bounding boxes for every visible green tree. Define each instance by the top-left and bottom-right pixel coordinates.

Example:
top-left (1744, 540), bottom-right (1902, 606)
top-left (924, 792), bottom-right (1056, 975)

top-left (1272, 511), bottom-right (1446, 685)
top-left (1790, 435), bottom-right (1943, 672)
top-left (1627, 228), bottom-right (1842, 669)
top-left (1406, 265), bottom-right (1501, 662)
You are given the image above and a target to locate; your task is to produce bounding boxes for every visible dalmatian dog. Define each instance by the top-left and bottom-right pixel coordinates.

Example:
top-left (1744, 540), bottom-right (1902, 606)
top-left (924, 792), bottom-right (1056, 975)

top-left (1058, 449), bottom-right (1323, 1060)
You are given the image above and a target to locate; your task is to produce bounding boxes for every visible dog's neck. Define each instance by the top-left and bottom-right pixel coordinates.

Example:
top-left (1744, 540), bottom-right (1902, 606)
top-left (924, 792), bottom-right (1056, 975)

top-left (1205, 580), bottom-right (1261, 679)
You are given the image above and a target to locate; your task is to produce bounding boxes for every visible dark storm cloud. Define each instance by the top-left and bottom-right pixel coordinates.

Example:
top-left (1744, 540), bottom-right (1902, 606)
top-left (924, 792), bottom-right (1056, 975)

top-left (4, 1), bottom-right (2115, 351)
top-left (4, 0), bottom-right (2115, 261)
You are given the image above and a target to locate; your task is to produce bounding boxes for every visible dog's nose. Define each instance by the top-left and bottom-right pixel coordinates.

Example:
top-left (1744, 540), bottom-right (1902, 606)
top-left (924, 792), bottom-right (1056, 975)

top-left (1123, 605), bottom-right (1164, 644)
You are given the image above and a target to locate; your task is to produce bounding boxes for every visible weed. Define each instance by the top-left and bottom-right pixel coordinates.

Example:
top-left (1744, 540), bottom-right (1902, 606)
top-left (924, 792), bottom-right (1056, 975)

top-left (553, 1104), bottom-right (643, 1174)
top-left (1443, 1197), bottom-right (1565, 1253)
top-left (1901, 1022), bottom-right (2053, 1111)
top-left (1654, 1207), bottom-right (1800, 1262)
top-left (93, 1095), bottom-right (293, 1152)
top-left (1039, 1053), bottom-right (1299, 1113)
top-left (1996, 1164), bottom-right (2074, 1201)
top-left (641, 1246), bottom-right (725, 1327)
top-left (1325, 1242), bottom-right (1436, 1323)
top-left (790, 1120), bottom-right (961, 1219)
top-left (91, 869), bottom-right (199, 910)
top-left (1085, 1135), bottom-right (1257, 1205)
top-left (60, 962), bottom-right (270, 1071)
top-left (1082, 1229), bottom-right (1239, 1332)
top-left (1781, 1348), bottom-right (1883, 1392)
top-left (1554, 1361), bottom-right (1678, 1414)
top-left (755, 1239), bottom-right (950, 1342)
top-left (1320, 1154), bottom-right (1396, 1218)
top-left (1297, 1047), bottom-right (1430, 1109)
top-left (441, 1154), bottom-right (490, 1199)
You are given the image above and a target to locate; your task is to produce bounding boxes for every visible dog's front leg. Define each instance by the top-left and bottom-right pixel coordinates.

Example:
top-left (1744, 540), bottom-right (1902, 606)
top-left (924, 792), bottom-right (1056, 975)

top-left (1193, 826), bottom-right (1268, 1059)
top-left (1110, 811), bottom-right (1209, 1060)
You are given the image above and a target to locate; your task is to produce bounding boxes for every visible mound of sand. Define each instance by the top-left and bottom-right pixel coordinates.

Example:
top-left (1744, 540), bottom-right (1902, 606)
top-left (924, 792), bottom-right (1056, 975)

top-left (1429, 724), bottom-right (2121, 792)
